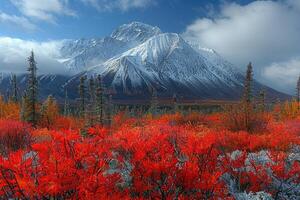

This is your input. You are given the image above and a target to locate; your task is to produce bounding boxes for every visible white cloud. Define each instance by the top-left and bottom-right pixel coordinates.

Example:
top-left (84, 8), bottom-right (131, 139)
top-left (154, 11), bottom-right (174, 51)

top-left (263, 58), bottom-right (300, 95)
top-left (0, 37), bottom-right (67, 75)
top-left (0, 12), bottom-right (37, 31)
top-left (287, 0), bottom-right (300, 10)
top-left (183, 0), bottom-right (300, 94)
top-left (81, 0), bottom-right (155, 11)
top-left (10, 0), bottom-right (76, 22)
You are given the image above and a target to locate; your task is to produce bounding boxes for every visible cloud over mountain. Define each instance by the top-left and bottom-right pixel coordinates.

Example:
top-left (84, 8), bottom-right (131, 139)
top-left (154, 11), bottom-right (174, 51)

top-left (10, 0), bottom-right (76, 22)
top-left (80, 0), bottom-right (155, 12)
top-left (0, 37), bottom-right (67, 75)
top-left (184, 0), bottom-right (300, 94)
top-left (263, 58), bottom-right (300, 94)
top-left (0, 12), bottom-right (37, 31)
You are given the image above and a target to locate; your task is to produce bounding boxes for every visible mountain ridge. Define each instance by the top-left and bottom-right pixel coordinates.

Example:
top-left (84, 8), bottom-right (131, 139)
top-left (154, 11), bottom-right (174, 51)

top-left (0, 22), bottom-right (290, 101)
top-left (62, 22), bottom-right (287, 100)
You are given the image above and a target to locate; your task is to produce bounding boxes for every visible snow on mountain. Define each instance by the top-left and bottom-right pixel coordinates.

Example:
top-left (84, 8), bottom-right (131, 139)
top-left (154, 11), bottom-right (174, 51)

top-left (58, 22), bottom-right (161, 73)
top-left (69, 31), bottom-right (246, 99)
top-left (57, 22), bottom-right (288, 100)
top-left (189, 43), bottom-right (245, 86)
top-left (0, 73), bottom-right (69, 101)
top-left (0, 22), bottom-right (287, 101)
top-left (111, 22), bottom-right (161, 43)
top-left (87, 33), bottom-right (242, 90)
top-left (59, 38), bottom-right (126, 73)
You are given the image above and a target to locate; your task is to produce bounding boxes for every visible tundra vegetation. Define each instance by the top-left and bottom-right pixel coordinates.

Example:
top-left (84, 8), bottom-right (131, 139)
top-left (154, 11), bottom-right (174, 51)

top-left (0, 52), bottom-right (299, 199)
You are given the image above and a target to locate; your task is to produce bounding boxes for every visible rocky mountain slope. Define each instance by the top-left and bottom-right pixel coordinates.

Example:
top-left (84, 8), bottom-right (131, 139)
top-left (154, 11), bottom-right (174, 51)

top-left (0, 22), bottom-right (289, 101)
top-left (62, 22), bottom-right (287, 100)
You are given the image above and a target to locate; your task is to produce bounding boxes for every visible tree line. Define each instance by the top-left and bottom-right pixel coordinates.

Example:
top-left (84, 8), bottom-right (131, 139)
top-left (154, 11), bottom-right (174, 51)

top-left (5, 51), bottom-right (300, 130)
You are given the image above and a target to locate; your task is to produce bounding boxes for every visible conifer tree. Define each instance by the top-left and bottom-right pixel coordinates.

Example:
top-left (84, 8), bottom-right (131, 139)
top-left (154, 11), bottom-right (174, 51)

top-left (150, 87), bottom-right (158, 116)
top-left (274, 98), bottom-right (281, 121)
top-left (89, 77), bottom-right (96, 103)
top-left (78, 75), bottom-right (87, 117)
top-left (84, 104), bottom-right (92, 129)
top-left (258, 89), bottom-right (266, 113)
top-left (5, 89), bottom-right (10, 102)
top-left (24, 51), bottom-right (38, 127)
top-left (10, 74), bottom-right (18, 103)
top-left (86, 77), bottom-right (97, 126)
top-left (243, 62), bottom-right (253, 103)
top-left (63, 88), bottom-right (70, 116)
top-left (95, 75), bottom-right (104, 125)
top-left (81, 107), bottom-right (90, 137)
top-left (172, 93), bottom-right (178, 114)
top-left (243, 62), bottom-right (254, 132)
top-left (40, 95), bottom-right (59, 128)
top-left (297, 75), bottom-right (300, 109)
top-left (20, 92), bottom-right (27, 121)
top-left (106, 93), bottom-right (113, 127)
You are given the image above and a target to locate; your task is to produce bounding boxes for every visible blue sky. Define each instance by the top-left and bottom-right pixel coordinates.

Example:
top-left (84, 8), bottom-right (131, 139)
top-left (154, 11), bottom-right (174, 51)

top-left (0, 0), bottom-right (254, 40)
top-left (0, 0), bottom-right (300, 94)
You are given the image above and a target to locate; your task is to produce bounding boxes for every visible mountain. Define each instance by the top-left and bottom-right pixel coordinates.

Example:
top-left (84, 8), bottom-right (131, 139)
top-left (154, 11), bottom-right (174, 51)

top-left (0, 73), bottom-right (69, 101)
top-left (62, 22), bottom-right (288, 101)
top-left (59, 22), bottom-right (161, 73)
top-left (0, 22), bottom-right (289, 101)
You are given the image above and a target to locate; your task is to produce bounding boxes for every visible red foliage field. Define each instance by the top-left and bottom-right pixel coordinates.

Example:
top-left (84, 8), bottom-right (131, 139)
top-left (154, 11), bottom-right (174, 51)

top-left (0, 110), bottom-right (299, 199)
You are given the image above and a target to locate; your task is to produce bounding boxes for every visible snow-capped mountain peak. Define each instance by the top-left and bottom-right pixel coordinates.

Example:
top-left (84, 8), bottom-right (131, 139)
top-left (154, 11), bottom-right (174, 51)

top-left (57, 22), bottom-right (287, 100)
top-left (111, 21), bottom-right (161, 43)
top-left (58, 22), bottom-right (162, 73)
top-left (83, 32), bottom-right (244, 96)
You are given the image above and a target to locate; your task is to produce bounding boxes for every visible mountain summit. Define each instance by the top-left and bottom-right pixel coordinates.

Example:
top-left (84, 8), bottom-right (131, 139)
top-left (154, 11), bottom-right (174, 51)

top-left (59, 22), bottom-right (287, 100)
top-left (0, 22), bottom-right (288, 101)
top-left (111, 21), bottom-right (161, 43)
top-left (59, 22), bottom-right (162, 73)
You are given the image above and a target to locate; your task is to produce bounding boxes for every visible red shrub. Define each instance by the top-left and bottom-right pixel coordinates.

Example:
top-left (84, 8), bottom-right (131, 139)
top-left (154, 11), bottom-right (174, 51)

top-left (53, 116), bottom-right (85, 130)
top-left (0, 120), bottom-right (31, 155)
top-left (0, 113), bottom-right (299, 199)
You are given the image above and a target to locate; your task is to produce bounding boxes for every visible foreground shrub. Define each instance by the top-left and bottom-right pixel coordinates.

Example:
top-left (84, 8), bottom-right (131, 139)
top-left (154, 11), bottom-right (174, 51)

top-left (0, 120), bottom-right (31, 156)
top-left (0, 115), bottom-right (299, 199)
top-left (222, 103), bottom-right (269, 133)
top-left (273, 100), bottom-right (300, 121)
top-left (0, 97), bottom-right (20, 121)
top-left (112, 122), bottom-right (225, 199)
top-left (0, 129), bottom-right (119, 199)
top-left (51, 116), bottom-right (85, 130)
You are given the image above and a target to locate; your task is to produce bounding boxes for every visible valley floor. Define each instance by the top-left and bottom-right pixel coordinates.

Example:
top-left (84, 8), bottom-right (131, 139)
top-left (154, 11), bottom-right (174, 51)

top-left (0, 101), bottom-right (299, 199)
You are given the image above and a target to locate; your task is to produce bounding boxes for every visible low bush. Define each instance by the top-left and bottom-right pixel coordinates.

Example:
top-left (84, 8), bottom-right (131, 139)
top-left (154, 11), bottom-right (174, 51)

top-left (0, 120), bottom-right (31, 156)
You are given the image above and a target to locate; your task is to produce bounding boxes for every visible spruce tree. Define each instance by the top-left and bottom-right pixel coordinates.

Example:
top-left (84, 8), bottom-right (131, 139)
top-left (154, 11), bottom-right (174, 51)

top-left (40, 95), bottom-right (59, 129)
top-left (20, 92), bottom-right (28, 122)
top-left (243, 62), bottom-right (253, 103)
top-left (95, 75), bottom-right (104, 125)
top-left (10, 74), bottom-right (18, 103)
top-left (24, 51), bottom-right (38, 127)
top-left (87, 77), bottom-right (97, 126)
top-left (258, 89), bottom-right (266, 113)
top-left (172, 93), bottom-right (178, 114)
top-left (242, 62), bottom-right (254, 132)
top-left (63, 88), bottom-right (69, 116)
top-left (106, 93), bottom-right (113, 127)
top-left (89, 77), bottom-right (96, 103)
top-left (150, 87), bottom-right (158, 116)
top-left (297, 75), bottom-right (300, 109)
top-left (78, 75), bottom-right (87, 117)
top-left (5, 89), bottom-right (10, 102)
